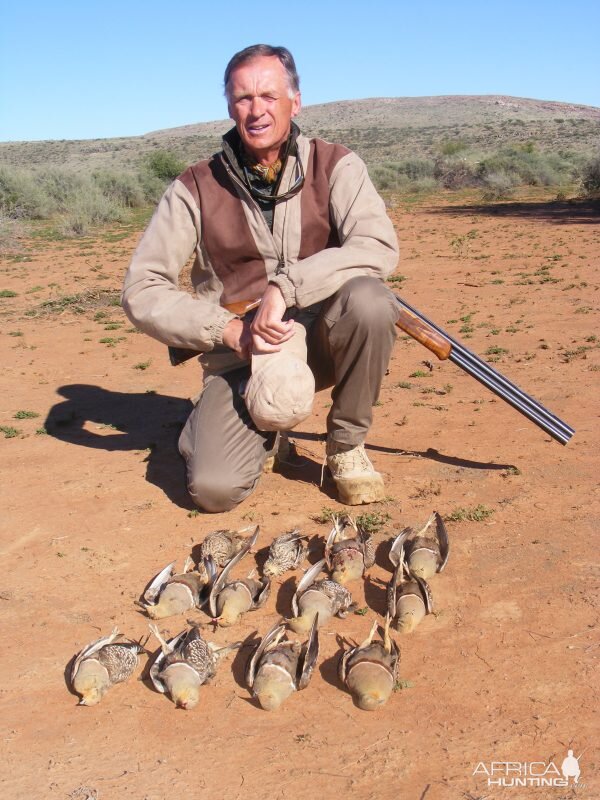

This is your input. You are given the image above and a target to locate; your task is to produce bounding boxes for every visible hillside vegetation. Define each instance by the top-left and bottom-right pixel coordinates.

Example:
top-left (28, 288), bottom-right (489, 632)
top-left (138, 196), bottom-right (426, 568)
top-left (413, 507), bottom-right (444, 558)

top-left (1, 95), bottom-right (598, 237)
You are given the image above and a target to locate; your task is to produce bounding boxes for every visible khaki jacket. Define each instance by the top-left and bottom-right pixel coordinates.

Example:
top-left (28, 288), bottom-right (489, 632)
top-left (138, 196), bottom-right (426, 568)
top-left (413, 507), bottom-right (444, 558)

top-left (122, 130), bottom-right (399, 373)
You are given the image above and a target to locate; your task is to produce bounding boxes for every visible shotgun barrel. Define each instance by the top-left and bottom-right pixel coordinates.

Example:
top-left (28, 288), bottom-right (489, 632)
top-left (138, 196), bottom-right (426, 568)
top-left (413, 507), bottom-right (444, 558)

top-left (394, 296), bottom-right (574, 445)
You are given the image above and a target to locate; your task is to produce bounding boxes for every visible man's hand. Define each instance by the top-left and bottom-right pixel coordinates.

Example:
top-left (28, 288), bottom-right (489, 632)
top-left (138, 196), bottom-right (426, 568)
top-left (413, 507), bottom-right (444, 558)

top-left (250, 284), bottom-right (294, 354)
top-left (222, 318), bottom-right (253, 360)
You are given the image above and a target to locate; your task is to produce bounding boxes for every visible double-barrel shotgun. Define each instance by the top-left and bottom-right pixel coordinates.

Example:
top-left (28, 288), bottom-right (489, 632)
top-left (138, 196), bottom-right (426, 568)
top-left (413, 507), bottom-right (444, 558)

top-left (168, 295), bottom-right (574, 446)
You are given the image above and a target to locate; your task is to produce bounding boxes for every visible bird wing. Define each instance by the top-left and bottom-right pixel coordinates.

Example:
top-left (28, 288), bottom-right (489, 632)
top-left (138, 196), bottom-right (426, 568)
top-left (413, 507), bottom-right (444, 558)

top-left (209, 527), bottom-right (260, 617)
top-left (389, 528), bottom-right (412, 568)
top-left (298, 615), bottom-right (320, 690)
top-left (143, 562), bottom-right (176, 605)
top-left (292, 559), bottom-right (326, 618)
top-left (246, 619), bottom-right (287, 688)
top-left (70, 627), bottom-right (120, 683)
top-left (435, 511), bottom-right (450, 572)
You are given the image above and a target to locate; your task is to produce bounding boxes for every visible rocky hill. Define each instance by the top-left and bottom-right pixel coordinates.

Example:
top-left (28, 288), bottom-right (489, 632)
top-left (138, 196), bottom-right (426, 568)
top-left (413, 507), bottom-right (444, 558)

top-left (1, 95), bottom-right (598, 172)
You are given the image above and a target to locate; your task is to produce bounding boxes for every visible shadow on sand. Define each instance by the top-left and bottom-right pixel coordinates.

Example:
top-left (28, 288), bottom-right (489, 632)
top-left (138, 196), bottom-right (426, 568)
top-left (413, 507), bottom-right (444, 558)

top-left (428, 197), bottom-right (600, 225)
top-left (44, 385), bottom-right (516, 513)
top-left (45, 384), bottom-right (195, 509)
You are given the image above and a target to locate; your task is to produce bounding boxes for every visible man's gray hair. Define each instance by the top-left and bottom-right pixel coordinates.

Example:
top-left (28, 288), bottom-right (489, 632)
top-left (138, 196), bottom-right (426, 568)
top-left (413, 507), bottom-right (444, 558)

top-left (224, 44), bottom-right (300, 100)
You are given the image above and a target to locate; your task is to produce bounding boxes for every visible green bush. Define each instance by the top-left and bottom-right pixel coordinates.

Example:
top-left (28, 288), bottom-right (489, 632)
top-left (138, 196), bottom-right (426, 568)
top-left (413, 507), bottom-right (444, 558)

top-left (434, 156), bottom-right (479, 189)
top-left (480, 170), bottom-right (517, 201)
top-left (440, 139), bottom-right (468, 156)
top-left (39, 168), bottom-right (83, 210)
top-left (370, 159), bottom-right (436, 192)
top-left (59, 183), bottom-right (126, 236)
top-left (478, 145), bottom-right (575, 187)
top-left (92, 170), bottom-right (146, 207)
top-left (145, 150), bottom-right (186, 182)
top-left (581, 154), bottom-right (600, 195)
top-left (0, 166), bottom-right (56, 218)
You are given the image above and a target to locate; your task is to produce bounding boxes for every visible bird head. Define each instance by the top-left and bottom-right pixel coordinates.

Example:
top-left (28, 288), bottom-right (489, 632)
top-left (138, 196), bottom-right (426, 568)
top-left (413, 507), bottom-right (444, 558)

top-left (355, 690), bottom-right (387, 712)
top-left (173, 684), bottom-right (200, 710)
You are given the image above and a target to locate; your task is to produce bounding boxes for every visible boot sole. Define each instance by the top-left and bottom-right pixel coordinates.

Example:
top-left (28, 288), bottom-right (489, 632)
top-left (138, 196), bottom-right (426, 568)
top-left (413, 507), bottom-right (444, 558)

top-left (333, 473), bottom-right (386, 505)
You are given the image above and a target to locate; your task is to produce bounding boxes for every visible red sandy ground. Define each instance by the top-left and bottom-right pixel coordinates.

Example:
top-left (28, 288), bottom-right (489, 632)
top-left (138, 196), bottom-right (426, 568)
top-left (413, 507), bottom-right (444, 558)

top-left (0, 190), bottom-right (598, 800)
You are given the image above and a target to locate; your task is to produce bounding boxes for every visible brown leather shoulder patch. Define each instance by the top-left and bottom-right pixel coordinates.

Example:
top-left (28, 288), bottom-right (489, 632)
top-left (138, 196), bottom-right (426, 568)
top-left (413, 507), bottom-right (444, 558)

top-left (177, 163), bottom-right (202, 207)
top-left (193, 156), bottom-right (268, 305)
top-left (298, 139), bottom-right (350, 259)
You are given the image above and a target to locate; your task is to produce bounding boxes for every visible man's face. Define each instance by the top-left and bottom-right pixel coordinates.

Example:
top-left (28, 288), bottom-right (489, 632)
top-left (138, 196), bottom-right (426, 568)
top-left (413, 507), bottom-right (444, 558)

top-left (227, 55), bottom-right (301, 165)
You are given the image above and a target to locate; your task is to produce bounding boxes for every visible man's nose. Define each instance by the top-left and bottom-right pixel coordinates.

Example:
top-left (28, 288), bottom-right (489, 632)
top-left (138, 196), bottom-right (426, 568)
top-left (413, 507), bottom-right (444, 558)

top-left (249, 96), bottom-right (266, 116)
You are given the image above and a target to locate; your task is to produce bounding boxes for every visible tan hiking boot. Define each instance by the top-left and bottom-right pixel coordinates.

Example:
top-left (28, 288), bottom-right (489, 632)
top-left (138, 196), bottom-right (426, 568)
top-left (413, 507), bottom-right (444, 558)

top-left (326, 440), bottom-right (385, 505)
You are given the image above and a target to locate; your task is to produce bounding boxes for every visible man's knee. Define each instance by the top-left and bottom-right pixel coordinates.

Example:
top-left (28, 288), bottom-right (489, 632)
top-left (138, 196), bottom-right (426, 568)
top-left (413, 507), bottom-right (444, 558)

top-left (334, 276), bottom-right (399, 329)
top-left (187, 469), bottom-right (255, 514)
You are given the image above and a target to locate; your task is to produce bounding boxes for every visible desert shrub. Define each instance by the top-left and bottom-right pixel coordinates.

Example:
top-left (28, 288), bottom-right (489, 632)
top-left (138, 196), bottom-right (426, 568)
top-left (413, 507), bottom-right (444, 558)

top-left (439, 139), bottom-right (468, 156)
top-left (138, 170), bottom-right (169, 203)
top-left (580, 154), bottom-right (600, 195)
top-left (480, 170), bottom-right (517, 201)
top-left (0, 214), bottom-right (24, 254)
top-left (409, 176), bottom-right (439, 194)
top-left (478, 145), bottom-right (575, 187)
top-left (434, 156), bottom-right (479, 189)
top-left (0, 166), bottom-right (56, 219)
top-left (145, 150), bottom-right (186, 182)
top-left (38, 168), bottom-right (83, 210)
top-left (370, 159), bottom-right (436, 192)
top-left (59, 183), bottom-right (126, 236)
top-left (396, 159), bottom-right (435, 180)
top-left (92, 170), bottom-right (146, 207)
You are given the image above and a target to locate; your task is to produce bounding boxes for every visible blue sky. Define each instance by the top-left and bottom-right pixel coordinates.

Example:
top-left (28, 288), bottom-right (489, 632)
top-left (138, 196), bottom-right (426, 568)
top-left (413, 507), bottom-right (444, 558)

top-left (1, 0), bottom-right (599, 142)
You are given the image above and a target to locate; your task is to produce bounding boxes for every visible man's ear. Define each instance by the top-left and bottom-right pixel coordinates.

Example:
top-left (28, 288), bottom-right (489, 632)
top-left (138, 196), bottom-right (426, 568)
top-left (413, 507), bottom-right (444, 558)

top-left (291, 92), bottom-right (301, 119)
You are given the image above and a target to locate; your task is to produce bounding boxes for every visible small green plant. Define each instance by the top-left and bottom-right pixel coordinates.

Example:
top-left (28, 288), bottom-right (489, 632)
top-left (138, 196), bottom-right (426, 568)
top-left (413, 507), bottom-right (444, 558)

top-left (133, 360), bottom-right (151, 370)
top-left (354, 607), bottom-right (368, 616)
top-left (560, 346), bottom-right (591, 363)
top-left (502, 466), bottom-right (522, 477)
top-left (486, 345), bottom-right (509, 356)
top-left (8, 331), bottom-right (23, 336)
top-left (393, 679), bottom-right (415, 691)
top-left (394, 381), bottom-right (412, 389)
top-left (311, 507), bottom-right (336, 524)
top-left (0, 425), bottom-right (20, 438)
top-left (187, 509), bottom-right (200, 518)
top-left (356, 511), bottom-right (391, 534)
top-left (35, 427), bottom-right (48, 435)
top-left (0, 290), bottom-right (18, 298)
top-left (444, 504), bottom-right (495, 522)
top-left (13, 410), bottom-right (39, 419)
top-left (409, 370), bottom-right (432, 378)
